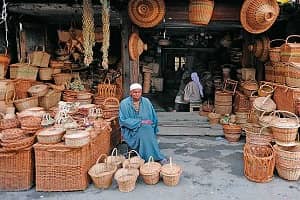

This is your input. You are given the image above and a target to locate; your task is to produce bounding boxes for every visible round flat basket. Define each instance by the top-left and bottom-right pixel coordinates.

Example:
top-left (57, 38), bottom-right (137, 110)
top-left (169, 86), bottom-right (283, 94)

top-left (140, 156), bottom-right (161, 185)
top-left (88, 154), bottom-right (117, 189)
top-left (129, 33), bottom-right (147, 61)
top-left (128, 0), bottom-right (165, 28)
top-left (240, 0), bottom-right (279, 34)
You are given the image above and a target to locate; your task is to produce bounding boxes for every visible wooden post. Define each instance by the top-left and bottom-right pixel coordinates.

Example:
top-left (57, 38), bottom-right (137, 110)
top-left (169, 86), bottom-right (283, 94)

top-left (121, 10), bottom-right (130, 96)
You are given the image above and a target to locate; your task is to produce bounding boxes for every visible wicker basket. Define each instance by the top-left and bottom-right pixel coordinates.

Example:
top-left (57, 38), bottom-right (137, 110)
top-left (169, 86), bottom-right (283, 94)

top-left (281, 35), bottom-right (300, 63)
top-left (14, 96), bottom-right (39, 112)
top-left (123, 150), bottom-right (145, 169)
top-left (16, 65), bottom-right (38, 80)
top-left (274, 144), bottom-right (300, 168)
top-left (240, 0), bottom-right (279, 34)
top-left (140, 156), bottom-right (161, 185)
top-left (128, 0), bottom-right (165, 28)
top-left (243, 143), bottom-right (275, 183)
top-left (258, 83), bottom-right (274, 97)
top-left (102, 97), bottom-right (120, 119)
top-left (14, 79), bottom-right (37, 99)
top-left (106, 148), bottom-right (126, 169)
top-left (276, 163), bottom-right (300, 181)
top-left (265, 62), bottom-right (275, 82)
top-left (287, 62), bottom-right (300, 88)
top-left (273, 62), bottom-right (287, 84)
top-left (64, 131), bottom-right (90, 147)
top-left (214, 91), bottom-right (232, 115)
top-left (207, 112), bottom-right (221, 125)
top-left (0, 118), bottom-right (19, 130)
top-left (0, 147), bottom-right (33, 191)
top-left (245, 125), bottom-right (273, 146)
top-left (34, 142), bottom-right (90, 191)
top-left (39, 90), bottom-right (61, 110)
top-left (37, 127), bottom-right (65, 144)
top-left (39, 67), bottom-right (53, 80)
top-left (271, 110), bottom-right (299, 146)
top-left (0, 48), bottom-right (10, 79)
top-left (129, 33), bottom-right (147, 61)
top-left (241, 81), bottom-right (259, 97)
top-left (223, 124), bottom-right (242, 142)
top-left (114, 168), bottom-right (139, 192)
top-left (269, 39), bottom-right (285, 62)
top-left (233, 91), bottom-right (250, 113)
top-left (160, 157), bottom-right (182, 187)
top-left (53, 73), bottom-right (72, 85)
top-left (88, 154), bottom-right (117, 189)
top-left (27, 84), bottom-right (49, 97)
top-left (97, 78), bottom-right (117, 98)
top-left (188, 0), bottom-right (214, 25)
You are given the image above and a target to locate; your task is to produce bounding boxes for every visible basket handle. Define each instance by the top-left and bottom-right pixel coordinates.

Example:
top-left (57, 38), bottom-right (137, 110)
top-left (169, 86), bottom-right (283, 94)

top-left (259, 83), bottom-right (274, 93)
top-left (0, 46), bottom-right (8, 56)
top-left (111, 147), bottom-right (118, 156)
top-left (103, 78), bottom-right (111, 85)
top-left (286, 35), bottom-right (300, 44)
top-left (273, 110), bottom-right (299, 126)
top-left (96, 154), bottom-right (108, 164)
top-left (128, 149), bottom-right (141, 160)
top-left (103, 97), bottom-right (120, 106)
top-left (269, 39), bottom-right (285, 48)
top-left (261, 94), bottom-right (272, 106)
top-left (259, 126), bottom-right (269, 135)
top-left (146, 156), bottom-right (154, 167)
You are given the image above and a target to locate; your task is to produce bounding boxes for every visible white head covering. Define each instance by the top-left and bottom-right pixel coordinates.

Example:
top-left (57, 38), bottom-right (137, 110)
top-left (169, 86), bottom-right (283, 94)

top-left (191, 72), bottom-right (204, 97)
top-left (130, 83), bottom-right (142, 91)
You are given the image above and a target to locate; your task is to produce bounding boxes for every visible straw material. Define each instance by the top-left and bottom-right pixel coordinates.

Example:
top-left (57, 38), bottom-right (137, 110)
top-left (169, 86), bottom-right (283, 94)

top-left (129, 32), bottom-right (147, 61)
top-left (240, 0), bottom-right (279, 34)
top-left (128, 0), bottom-right (165, 28)
top-left (223, 124), bottom-right (242, 142)
top-left (14, 96), bottom-right (39, 112)
top-left (123, 150), bottom-right (145, 169)
top-left (281, 35), bottom-right (300, 63)
top-left (114, 168), bottom-right (139, 192)
top-left (88, 154), bottom-right (117, 189)
top-left (276, 164), bottom-right (300, 181)
top-left (106, 148), bottom-right (126, 169)
top-left (207, 112), bottom-right (221, 125)
top-left (36, 127), bottom-right (65, 144)
top-left (188, 0), bottom-right (214, 25)
top-left (274, 144), bottom-right (300, 168)
top-left (245, 125), bottom-right (273, 146)
top-left (215, 91), bottom-right (232, 115)
top-left (97, 78), bottom-right (117, 98)
top-left (160, 157), bottom-right (182, 186)
top-left (287, 62), bottom-right (300, 88)
top-left (273, 62), bottom-right (287, 84)
top-left (243, 144), bottom-right (275, 183)
top-left (269, 39), bottom-right (284, 62)
top-left (39, 90), bottom-right (62, 110)
top-left (139, 156), bottom-right (161, 185)
top-left (264, 62), bottom-right (275, 82)
top-left (34, 142), bottom-right (90, 191)
top-left (0, 147), bottom-right (33, 191)
top-left (258, 83), bottom-right (274, 97)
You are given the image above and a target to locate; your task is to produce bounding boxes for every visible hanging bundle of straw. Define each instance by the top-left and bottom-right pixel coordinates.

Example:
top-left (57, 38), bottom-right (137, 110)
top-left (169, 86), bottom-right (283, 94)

top-left (101, 0), bottom-right (110, 69)
top-left (82, 0), bottom-right (95, 66)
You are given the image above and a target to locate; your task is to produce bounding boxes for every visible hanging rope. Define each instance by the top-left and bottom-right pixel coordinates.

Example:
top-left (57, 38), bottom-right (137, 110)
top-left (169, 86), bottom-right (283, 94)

top-left (82, 0), bottom-right (95, 66)
top-left (100, 0), bottom-right (110, 69)
top-left (0, 0), bottom-right (8, 47)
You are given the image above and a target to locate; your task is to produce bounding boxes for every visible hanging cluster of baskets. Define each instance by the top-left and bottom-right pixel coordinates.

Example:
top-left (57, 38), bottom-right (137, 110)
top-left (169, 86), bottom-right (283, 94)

top-left (88, 150), bottom-right (183, 192)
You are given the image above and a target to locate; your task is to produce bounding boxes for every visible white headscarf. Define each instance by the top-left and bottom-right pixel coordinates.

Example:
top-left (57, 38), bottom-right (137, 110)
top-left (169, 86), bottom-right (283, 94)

top-left (130, 83), bottom-right (142, 91)
top-left (191, 72), bottom-right (204, 97)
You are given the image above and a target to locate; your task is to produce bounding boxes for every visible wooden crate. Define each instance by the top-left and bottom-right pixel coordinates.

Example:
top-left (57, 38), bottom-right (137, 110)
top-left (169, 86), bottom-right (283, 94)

top-left (0, 147), bottom-right (34, 191)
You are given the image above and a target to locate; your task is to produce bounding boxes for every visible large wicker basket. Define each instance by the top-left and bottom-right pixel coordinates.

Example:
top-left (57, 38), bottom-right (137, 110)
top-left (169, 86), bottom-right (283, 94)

top-left (240, 0), bottom-right (280, 34)
top-left (97, 78), bottom-right (117, 98)
top-left (88, 154), bottom-right (117, 189)
top-left (128, 0), bottom-right (165, 28)
top-left (188, 0), bottom-right (214, 25)
top-left (14, 96), bottom-right (39, 112)
top-left (243, 143), bottom-right (275, 183)
top-left (281, 35), bottom-right (300, 63)
top-left (0, 147), bottom-right (34, 191)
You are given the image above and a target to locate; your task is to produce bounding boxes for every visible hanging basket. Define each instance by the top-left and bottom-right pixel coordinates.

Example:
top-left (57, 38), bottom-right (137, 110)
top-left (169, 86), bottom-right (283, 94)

top-left (88, 154), bottom-right (117, 189)
top-left (243, 143), bottom-right (275, 183)
top-left (240, 0), bottom-right (280, 34)
top-left (129, 33), bottom-right (147, 61)
top-left (188, 0), bottom-right (214, 25)
top-left (128, 0), bottom-right (166, 28)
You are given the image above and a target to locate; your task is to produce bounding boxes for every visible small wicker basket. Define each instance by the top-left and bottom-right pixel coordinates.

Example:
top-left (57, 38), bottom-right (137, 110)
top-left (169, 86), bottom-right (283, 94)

top-left (114, 168), bottom-right (139, 192)
top-left (88, 154), bottom-right (117, 189)
top-left (106, 148), bottom-right (126, 169)
top-left (123, 150), bottom-right (145, 169)
top-left (160, 157), bottom-right (182, 187)
top-left (36, 127), bottom-right (65, 144)
top-left (139, 156), bottom-right (161, 185)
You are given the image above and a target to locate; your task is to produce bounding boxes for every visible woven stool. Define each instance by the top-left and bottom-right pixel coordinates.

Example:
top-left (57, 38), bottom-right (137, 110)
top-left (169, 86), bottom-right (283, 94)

top-left (190, 102), bottom-right (201, 112)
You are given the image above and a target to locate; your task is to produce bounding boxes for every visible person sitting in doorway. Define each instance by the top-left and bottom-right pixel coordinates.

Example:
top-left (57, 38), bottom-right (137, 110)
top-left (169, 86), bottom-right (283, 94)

top-left (119, 83), bottom-right (168, 165)
top-left (174, 68), bottom-right (190, 112)
top-left (183, 72), bottom-right (204, 104)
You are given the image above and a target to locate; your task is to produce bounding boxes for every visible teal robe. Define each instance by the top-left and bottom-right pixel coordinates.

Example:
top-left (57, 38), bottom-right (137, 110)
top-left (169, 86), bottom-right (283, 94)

top-left (119, 96), bottom-right (165, 161)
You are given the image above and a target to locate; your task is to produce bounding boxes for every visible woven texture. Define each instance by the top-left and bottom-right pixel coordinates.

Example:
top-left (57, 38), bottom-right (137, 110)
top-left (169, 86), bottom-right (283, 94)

top-left (188, 0), bottom-right (214, 25)
top-left (128, 0), bottom-right (165, 28)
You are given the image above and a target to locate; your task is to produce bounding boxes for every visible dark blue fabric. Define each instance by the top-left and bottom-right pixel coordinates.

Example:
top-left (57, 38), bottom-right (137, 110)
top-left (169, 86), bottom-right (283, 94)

top-left (119, 96), bottom-right (165, 161)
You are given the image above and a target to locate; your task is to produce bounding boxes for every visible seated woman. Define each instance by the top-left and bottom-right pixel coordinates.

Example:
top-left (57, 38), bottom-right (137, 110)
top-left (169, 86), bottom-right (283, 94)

top-left (183, 72), bottom-right (204, 104)
top-left (119, 83), bottom-right (167, 164)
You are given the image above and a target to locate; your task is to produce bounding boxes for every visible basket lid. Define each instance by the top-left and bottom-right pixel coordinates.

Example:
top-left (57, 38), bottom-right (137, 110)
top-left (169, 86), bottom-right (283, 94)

top-left (27, 84), bottom-right (48, 94)
top-left (129, 33), bottom-right (147, 61)
top-left (253, 96), bottom-right (276, 112)
top-left (275, 140), bottom-right (299, 147)
top-left (240, 0), bottom-right (279, 34)
top-left (128, 0), bottom-right (165, 28)
top-left (38, 127), bottom-right (65, 136)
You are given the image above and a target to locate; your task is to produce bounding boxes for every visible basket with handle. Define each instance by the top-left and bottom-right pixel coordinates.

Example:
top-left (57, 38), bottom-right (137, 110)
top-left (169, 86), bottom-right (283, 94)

top-left (53, 72), bottom-right (72, 86)
top-left (258, 83), bottom-right (274, 97)
top-left (287, 62), bottom-right (300, 88)
top-left (97, 78), bottom-right (117, 98)
top-left (269, 39), bottom-right (285, 62)
top-left (16, 64), bottom-right (38, 81)
top-left (101, 97), bottom-right (120, 119)
top-left (281, 35), bottom-right (300, 63)
top-left (114, 167), bottom-right (139, 192)
top-left (106, 148), bottom-right (126, 169)
top-left (88, 154), bottom-right (117, 189)
top-left (207, 112), bottom-right (221, 125)
top-left (270, 110), bottom-right (300, 146)
top-left (274, 143), bottom-right (300, 169)
top-left (243, 143), bottom-right (275, 183)
top-left (245, 125), bottom-right (273, 146)
top-left (160, 157), bottom-right (182, 186)
top-left (123, 150), bottom-right (145, 169)
top-left (140, 156), bottom-right (161, 185)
